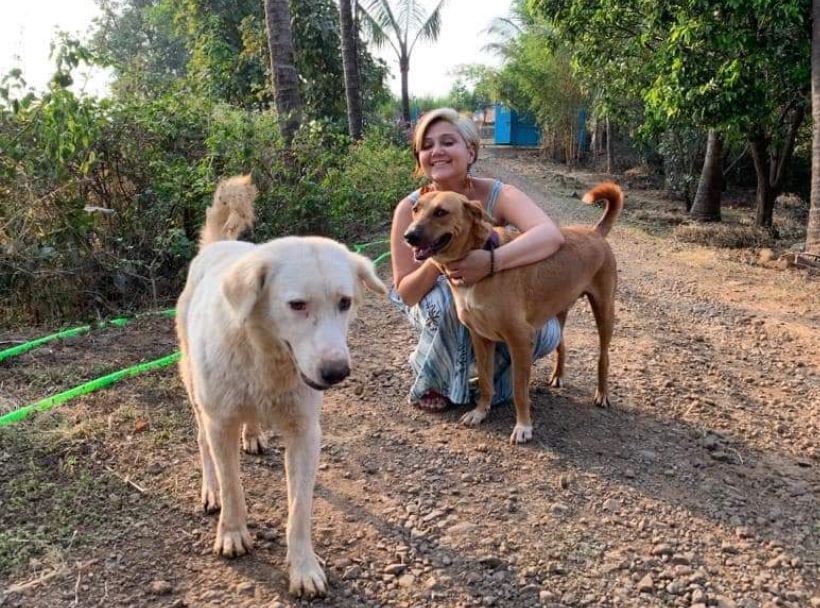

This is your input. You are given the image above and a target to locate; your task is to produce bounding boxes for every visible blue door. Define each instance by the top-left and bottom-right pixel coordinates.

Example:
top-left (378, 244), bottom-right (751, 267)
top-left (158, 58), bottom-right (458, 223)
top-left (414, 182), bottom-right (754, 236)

top-left (495, 104), bottom-right (512, 144)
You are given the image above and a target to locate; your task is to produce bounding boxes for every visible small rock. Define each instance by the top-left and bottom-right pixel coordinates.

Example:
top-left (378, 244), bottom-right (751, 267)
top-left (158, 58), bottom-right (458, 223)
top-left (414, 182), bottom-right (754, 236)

top-left (602, 498), bottom-right (620, 512)
top-left (384, 563), bottom-right (406, 576)
top-left (149, 580), bottom-right (173, 595)
top-left (397, 574), bottom-right (415, 588)
top-left (448, 522), bottom-right (477, 534)
top-left (343, 565), bottom-right (362, 580)
top-left (235, 582), bottom-right (255, 596)
top-left (637, 574), bottom-right (653, 592)
top-left (479, 555), bottom-right (503, 568)
top-left (550, 502), bottom-right (569, 516)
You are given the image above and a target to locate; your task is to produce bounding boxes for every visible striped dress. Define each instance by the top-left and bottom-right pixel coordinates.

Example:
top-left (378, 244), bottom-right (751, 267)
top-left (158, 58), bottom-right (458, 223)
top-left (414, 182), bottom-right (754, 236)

top-left (389, 179), bottom-right (562, 406)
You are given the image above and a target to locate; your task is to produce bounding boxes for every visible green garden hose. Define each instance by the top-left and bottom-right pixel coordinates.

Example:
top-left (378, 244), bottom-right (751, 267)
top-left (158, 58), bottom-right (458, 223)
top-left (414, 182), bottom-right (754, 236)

top-left (0, 352), bottom-right (181, 427)
top-left (0, 240), bottom-right (392, 427)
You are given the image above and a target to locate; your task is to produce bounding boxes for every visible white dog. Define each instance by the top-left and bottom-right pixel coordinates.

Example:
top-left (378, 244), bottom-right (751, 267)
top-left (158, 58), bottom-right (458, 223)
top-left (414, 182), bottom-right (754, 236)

top-left (176, 175), bottom-right (386, 597)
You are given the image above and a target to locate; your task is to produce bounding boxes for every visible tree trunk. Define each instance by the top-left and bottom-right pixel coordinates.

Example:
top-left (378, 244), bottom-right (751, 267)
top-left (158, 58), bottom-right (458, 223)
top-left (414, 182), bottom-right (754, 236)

top-left (605, 116), bottom-right (613, 174)
top-left (808, 0), bottom-right (820, 254)
top-left (751, 106), bottom-right (805, 228)
top-left (264, 0), bottom-right (301, 146)
top-left (339, 0), bottom-right (362, 139)
top-left (690, 129), bottom-right (724, 222)
top-left (750, 134), bottom-right (775, 227)
top-left (400, 53), bottom-right (411, 126)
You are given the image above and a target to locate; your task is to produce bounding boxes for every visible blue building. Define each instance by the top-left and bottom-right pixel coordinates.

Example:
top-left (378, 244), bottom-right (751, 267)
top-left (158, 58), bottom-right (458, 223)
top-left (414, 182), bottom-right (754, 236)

top-left (494, 104), bottom-right (541, 146)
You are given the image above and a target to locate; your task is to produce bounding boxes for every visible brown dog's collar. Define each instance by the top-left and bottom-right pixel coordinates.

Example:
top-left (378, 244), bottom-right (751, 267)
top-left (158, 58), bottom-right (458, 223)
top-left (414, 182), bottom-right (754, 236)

top-left (483, 231), bottom-right (500, 251)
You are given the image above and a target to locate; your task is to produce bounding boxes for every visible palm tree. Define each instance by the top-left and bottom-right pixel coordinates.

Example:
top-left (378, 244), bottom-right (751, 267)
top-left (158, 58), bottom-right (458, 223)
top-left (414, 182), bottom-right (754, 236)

top-left (264, 0), bottom-right (302, 145)
top-left (807, 0), bottom-right (820, 255)
top-left (361, 0), bottom-right (446, 125)
top-left (339, 0), bottom-right (363, 139)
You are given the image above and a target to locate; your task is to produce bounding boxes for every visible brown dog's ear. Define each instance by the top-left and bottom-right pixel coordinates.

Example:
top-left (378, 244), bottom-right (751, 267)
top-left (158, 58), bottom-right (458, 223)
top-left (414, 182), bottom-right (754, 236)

top-left (465, 199), bottom-right (490, 223)
top-left (349, 252), bottom-right (387, 295)
top-left (222, 256), bottom-right (271, 322)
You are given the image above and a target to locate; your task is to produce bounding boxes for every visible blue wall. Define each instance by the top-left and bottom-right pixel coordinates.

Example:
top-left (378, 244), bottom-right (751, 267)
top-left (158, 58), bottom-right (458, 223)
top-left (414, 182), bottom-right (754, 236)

top-left (494, 104), bottom-right (540, 146)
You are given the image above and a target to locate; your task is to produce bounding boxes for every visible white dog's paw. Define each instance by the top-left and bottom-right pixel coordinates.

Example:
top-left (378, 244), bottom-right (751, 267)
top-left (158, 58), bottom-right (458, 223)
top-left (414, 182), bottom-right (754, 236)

top-left (213, 524), bottom-right (253, 558)
top-left (288, 552), bottom-right (327, 598)
top-left (509, 424), bottom-right (533, 444)
top-left (460, 407), bottom-right (489, 427)
top-left (242, 426), bottom-right (267, 454)
top-left (201, 484), bottom-right (220, 514)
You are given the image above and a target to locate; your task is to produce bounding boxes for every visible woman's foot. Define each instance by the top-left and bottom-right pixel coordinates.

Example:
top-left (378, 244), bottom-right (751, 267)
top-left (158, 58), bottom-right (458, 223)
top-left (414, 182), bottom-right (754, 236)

top-left (413, 391), bottom-right (450, 411)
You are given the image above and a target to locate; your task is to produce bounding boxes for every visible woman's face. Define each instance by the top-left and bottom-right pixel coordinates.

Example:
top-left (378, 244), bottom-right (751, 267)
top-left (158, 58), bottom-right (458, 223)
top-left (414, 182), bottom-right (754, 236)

top-left (417, 120), bottom-right (474, 184)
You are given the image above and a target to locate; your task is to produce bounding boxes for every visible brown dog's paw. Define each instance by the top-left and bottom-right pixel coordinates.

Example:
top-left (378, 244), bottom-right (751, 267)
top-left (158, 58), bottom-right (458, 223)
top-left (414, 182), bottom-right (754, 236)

top-left (460, 407), bottom-right (489, 426)
top-left (548, 374), bottom-right (562, 388)
top-left (509, 424), bottom-right (533, 444)
top-left (593, 391), bottom-right (611, 407)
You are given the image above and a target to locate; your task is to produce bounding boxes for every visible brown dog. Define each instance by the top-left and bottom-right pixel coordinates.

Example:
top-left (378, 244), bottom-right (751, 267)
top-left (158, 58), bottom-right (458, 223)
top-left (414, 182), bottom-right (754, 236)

top-left (403, 183), bottom-right (623, 443)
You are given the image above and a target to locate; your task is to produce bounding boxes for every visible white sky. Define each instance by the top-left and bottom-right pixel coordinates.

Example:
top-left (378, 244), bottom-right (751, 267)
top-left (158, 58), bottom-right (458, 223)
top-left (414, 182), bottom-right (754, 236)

top-left (0, 0), bottom-right (511, 98)
top-left (370, 0), bottom-right (513, 98)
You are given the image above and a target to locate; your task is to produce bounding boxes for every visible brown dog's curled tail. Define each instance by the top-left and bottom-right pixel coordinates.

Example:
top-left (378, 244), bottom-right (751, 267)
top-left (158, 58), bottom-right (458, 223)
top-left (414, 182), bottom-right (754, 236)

top-left (582, 181), bottom-right (623, 238)
top-left (199, 175), bottom-right (257, 248)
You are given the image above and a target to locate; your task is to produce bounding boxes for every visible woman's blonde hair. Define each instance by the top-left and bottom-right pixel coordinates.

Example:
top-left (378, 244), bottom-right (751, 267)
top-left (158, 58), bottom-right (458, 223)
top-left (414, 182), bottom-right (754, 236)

top-left (412, 107), bottom-right (480, 177)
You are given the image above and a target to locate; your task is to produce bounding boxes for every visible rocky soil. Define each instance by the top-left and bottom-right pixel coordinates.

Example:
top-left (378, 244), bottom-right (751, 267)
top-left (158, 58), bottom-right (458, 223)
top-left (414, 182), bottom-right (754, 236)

top-left (0, 148), bottom-right (818, 608)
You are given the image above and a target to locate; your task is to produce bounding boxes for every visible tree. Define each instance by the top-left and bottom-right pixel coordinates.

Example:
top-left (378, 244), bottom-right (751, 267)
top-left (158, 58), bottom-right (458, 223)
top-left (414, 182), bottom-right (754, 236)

top-left (339, 0), bottom-right (363, 138)
top-left (807, 0), bottom-right (820, 254)
top-left (530, 0), bottom-right (811, 227)
top-left (689, 129), bottom-right (723, 221)
top-left (361, 0), bottom-right (446, 124)
top-left (264, 0), bottom-right (302, 144)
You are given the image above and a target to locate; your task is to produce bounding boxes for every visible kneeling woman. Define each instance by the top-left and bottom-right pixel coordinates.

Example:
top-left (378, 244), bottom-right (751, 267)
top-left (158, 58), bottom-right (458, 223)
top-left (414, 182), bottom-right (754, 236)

top-left (389, 108), bottom-right (565, 411)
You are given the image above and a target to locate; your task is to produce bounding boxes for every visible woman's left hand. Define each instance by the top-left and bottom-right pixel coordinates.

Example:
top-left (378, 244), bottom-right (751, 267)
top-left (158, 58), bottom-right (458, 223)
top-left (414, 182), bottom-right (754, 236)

top-left (446, 250), bottom-right (492, 286)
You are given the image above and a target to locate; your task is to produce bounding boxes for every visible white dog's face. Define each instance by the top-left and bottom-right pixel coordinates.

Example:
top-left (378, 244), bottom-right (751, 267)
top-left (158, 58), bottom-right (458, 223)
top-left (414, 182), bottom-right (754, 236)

top-left (222, 237), bottom-right (386, 390)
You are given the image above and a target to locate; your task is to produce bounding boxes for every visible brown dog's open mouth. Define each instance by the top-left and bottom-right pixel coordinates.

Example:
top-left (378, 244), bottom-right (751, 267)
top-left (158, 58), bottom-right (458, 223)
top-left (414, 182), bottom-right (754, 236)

top-left (412, 233), bottom-right (452, 261)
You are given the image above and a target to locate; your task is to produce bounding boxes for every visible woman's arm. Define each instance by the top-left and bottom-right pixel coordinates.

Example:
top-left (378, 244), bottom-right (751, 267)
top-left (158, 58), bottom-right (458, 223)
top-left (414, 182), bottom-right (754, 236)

top-left (447, 184), bottom-right (564, 285)
top-left (390, 197), bottom-right (442, 306)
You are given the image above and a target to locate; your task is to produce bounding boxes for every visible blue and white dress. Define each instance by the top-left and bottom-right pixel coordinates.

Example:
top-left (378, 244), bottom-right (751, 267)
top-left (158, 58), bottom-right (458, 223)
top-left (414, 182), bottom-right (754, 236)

top-left (389, 179), bottom-right (562, 406)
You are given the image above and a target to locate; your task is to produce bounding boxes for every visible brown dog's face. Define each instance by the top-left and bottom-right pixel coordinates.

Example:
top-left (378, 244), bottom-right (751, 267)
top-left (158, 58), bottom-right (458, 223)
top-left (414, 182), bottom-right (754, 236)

top-left (403, 191), bottom-right (487, 263)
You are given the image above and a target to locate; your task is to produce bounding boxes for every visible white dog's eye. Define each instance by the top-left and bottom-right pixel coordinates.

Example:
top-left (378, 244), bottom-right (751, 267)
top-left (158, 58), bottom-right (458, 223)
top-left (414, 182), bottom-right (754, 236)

top-left (433, 208), bottom-right (448, 218)
top-left (288, 300), bottom-right (307, 311)
top-left (338, 297), bottom-right (351, 312)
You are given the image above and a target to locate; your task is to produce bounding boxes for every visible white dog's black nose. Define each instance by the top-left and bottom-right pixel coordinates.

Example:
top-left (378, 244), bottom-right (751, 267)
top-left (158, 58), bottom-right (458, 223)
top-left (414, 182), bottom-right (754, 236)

top-left (320, 361), bottom-right (350, 386)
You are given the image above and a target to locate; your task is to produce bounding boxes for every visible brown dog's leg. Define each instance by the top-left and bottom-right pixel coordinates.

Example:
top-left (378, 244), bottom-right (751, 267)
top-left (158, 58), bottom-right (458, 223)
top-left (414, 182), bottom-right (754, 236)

top-left (461, 331), bottom-right (495, 427)
top-left (549, 309), bottom-right (569, 388)
top-left (506, 327), bottom-right (536, 444)
top-left (587, 290), bottom-right (615, 407)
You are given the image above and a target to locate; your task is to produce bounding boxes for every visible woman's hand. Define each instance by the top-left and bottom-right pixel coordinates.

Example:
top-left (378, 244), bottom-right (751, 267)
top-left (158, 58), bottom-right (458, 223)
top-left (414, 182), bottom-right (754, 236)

top-left (446, 249), bottom-right (492, 286)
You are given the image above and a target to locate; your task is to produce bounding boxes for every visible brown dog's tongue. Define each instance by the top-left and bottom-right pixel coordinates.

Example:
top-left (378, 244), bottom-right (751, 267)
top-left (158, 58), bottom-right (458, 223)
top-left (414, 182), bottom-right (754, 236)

top-left (413, 246), bottom-right (433, 261)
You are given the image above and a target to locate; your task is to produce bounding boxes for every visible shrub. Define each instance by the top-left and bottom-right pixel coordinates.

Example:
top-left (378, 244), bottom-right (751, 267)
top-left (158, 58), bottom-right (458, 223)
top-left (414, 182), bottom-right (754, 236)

top-left (0, 87), bottom-right (414, 327)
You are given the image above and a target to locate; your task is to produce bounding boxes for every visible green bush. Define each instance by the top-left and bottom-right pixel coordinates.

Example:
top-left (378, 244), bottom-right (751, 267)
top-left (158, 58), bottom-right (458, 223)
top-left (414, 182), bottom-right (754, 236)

top-left (0, 85), bottom-right (414, 327)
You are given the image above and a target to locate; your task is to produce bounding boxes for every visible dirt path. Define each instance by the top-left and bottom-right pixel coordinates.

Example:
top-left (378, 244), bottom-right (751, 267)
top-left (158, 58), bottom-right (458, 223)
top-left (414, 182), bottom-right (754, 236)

top-left (1, 149), bottom-right (818, 608)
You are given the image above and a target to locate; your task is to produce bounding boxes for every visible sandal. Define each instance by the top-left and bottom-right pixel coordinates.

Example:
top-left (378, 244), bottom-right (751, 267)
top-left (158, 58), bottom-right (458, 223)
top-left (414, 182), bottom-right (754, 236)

top-left (412, 390), bottom-right (451, 412)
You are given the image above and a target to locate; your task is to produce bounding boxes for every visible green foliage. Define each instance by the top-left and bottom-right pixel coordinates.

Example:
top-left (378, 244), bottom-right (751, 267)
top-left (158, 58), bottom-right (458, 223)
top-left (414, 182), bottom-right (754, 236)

top-left (0, 35), bottom-right (412, 327)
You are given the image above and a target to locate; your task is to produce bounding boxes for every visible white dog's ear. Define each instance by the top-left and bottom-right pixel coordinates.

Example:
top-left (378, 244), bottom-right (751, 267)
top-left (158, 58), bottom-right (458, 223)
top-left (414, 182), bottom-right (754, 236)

top-left (222, 256), bottom-right (271, 322)
top-left (349, 252), bottom-right (387, 295)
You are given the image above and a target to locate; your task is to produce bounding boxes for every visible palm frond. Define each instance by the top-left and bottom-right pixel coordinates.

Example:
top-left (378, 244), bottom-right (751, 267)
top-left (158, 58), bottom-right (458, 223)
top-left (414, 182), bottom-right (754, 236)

top-left (408, 0), bottom-right (445, 53)
top-left (362, 0), bottom-right (403, 42)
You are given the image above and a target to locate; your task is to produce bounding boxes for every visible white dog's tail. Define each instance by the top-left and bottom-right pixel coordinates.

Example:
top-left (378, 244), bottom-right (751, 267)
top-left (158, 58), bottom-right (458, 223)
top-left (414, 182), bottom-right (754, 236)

top-left (199, 175), bottom-right (257, 248)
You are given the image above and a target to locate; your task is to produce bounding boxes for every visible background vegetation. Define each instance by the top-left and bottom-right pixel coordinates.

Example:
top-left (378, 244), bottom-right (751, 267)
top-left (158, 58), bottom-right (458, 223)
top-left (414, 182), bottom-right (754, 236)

top-left (0, 0), bottom-right (415, 327)
top-left (1, 0), bottom-right (817, 328)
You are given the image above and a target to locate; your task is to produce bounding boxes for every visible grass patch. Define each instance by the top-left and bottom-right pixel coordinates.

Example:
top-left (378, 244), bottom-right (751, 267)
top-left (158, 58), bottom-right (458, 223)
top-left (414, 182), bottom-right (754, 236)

top-left (672, 223), bottom-right (775, 249)
top-left (0, 418), bottom-right (144, 577)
